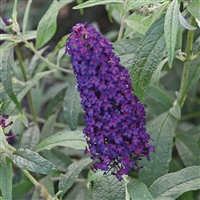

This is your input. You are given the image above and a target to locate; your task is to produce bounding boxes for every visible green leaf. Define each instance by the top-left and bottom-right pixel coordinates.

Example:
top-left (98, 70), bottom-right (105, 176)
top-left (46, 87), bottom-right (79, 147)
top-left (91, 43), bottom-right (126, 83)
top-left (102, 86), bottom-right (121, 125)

top-left (169, 103), bottom-right (181, 119)
top-left (31, 176), bottom-right (54, 200)
top-left (127, 179), bottom-right (154, 200)
top-left (124, 0), bottom-right (169, 12)
top-left (151, 57), bottom-right (168, 85)
top-left (12, 0), bottom-right (18, 22)
top-left (36, 0), bottom-right (60, 49)
top-left (2, 86), bottom-right (30, 114)
top-left (179, 12), bottom-right (197, 30)
top-left (0, 31), bottom-right (37, 42)
top-left (176, 132), bottom-right (200, 166)
top-left (113, 39), bottom-right (140, 68)
top-left (41, 113), bottom-right (57, 140)
top-left (12, 148), bottom-right (59, 175)
top-left (92, 173), bottom-right (125, 200)
top-left (63, 81), bottom-right (81, 130)
top-left (0, 156), bottom-right (12, 200)
top-left (42, 149), bottom-right (72, 172)
top-left (58, 157), bottom-right (92, 197)
top-left (145, 85), bottom-right (173, 115)
top-left (130, 15), bottom-right (166, 101)
top-left (35, 130), bottom-right (86, 152)
top-left (125, 13), bottom-right (153, 34)
top-left (164, 0), bottom-right (180, 67)
top-left (20, 123), bottom-right (40, 150)
top-left (2, 70), bottom-right (55, 114)
top-left (139, 112), bottom-right (176, 187)
top-left (187, 1), bottom-right (200, 20)
top-left (59, 0), bottom-right (74, 8)
top-left (73, 0), bottom-right (124, 9)
top-left (149, 166), bottom-right (200, 200)
top-left (0, 47), bottom-right (22, 113)
top-left (22, 0), bottom-right (33, 34)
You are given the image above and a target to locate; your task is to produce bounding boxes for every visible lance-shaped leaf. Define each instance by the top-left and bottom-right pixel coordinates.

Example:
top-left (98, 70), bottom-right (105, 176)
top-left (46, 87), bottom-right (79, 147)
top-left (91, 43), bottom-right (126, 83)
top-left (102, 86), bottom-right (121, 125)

top-left (35, 130), bottom-right (86, 152)
top-left (149, 166), bottom-right (200, 200)
top-left (12, 148), bottom-right (59, 175)
top-left (139, 112), bottom-right (176, 187)
top-left (124, 0), bottom-right (169, 12)
top-left (58, 158), bottom-right (92, 197)
top-left (179, 12), bottom-right (197, 30)
top-left (127, 179), bottom-right (154, 200)
top-left (0, 47), bottom-right (22, 113)
top-left (176, 132), bottom-right (200, 166)
top-left (41, 113), bottom-right (57, 140)
top-left (164, 0), bottom-right (180, 67)
top-left (130, 15), bottom-right (166, 101)
top-left (36, 0), bottom-right (60, 49)
top-left (73, 0), bottom-right (124, 9)
top-left (92, 173), bottom-right (125, 200)
top-left (113, 38), bottom-right (140, 68)
top-left (20, 123), bottom-right (40, 150)
top-left (187, 1), bottom-right (200, 20)
top-left (63, 81), bottom-right (81, 130)
top-left (0, 156), bottom-right (12, 200)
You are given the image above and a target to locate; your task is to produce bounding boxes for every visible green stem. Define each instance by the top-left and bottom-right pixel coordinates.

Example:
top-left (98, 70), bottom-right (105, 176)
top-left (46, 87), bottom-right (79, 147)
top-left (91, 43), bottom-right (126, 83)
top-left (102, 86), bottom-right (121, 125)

top-left (117, 0), bottom-right (129, 40)
top-left (17, 33), bottom-right (73, 74)
top-left (180, 111), bottom-right (200, 121)
top-left (21, 169), bottom-right (40, 186)
top-left (24, 111), bottom-right (73, 128)
top-left (15, 44), bottom-right (37, 123)
top-left (22, 169), bottom-right (53, 200)
top-left (178, 16), bottom-right (196, 107)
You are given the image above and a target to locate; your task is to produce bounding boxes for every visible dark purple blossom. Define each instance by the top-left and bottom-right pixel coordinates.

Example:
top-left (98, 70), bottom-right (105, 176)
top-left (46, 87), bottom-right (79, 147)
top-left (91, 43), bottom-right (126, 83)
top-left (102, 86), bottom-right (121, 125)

top-left (66, 23), bottom-right (154, 181)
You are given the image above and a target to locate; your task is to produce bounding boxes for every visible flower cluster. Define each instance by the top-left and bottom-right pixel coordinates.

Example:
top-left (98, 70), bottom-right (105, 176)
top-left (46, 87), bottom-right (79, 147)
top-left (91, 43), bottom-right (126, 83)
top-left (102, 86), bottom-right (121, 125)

top-left (66, 23), bottom-right (154, 180)
top-left (0, 114), bottom-right (18, 144)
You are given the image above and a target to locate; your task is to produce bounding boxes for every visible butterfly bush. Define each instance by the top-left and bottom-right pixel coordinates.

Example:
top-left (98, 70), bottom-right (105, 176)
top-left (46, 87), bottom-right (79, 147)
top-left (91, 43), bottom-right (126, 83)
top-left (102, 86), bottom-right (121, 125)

top-left (66, 23), bottom-right (154, 180)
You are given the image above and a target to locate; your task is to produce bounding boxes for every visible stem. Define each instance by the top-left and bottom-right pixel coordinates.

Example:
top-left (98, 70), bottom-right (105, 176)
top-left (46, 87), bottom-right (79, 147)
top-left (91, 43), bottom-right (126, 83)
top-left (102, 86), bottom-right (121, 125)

top-left (21, 169), bottom-right (40, 186)
top-left (24, 111), bottom-right (74, 129)
top-left (22, 169), bottom-right (53, 200)
top-left (117, 0), bottom-right (129, 40)
top-left (181, 111), bottom-right (200, 121)
top-left (17, 33), bottom-right (73, 74)
top-left (15, 44), bottom-right (37, 123)
top-left (178, 16), bottom-right (196, 107)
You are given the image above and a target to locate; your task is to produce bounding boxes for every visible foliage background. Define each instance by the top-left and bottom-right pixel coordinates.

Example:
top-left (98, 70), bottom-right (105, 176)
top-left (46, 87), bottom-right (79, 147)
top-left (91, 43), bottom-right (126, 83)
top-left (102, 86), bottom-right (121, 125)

top-left (0, 0), bottom-right (200, 200)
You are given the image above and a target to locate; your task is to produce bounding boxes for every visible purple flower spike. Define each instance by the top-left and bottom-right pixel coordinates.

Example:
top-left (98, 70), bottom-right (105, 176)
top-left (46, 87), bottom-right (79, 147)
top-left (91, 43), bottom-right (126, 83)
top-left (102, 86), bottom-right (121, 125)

top-left (66, 23), bottom-right (154, 180)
